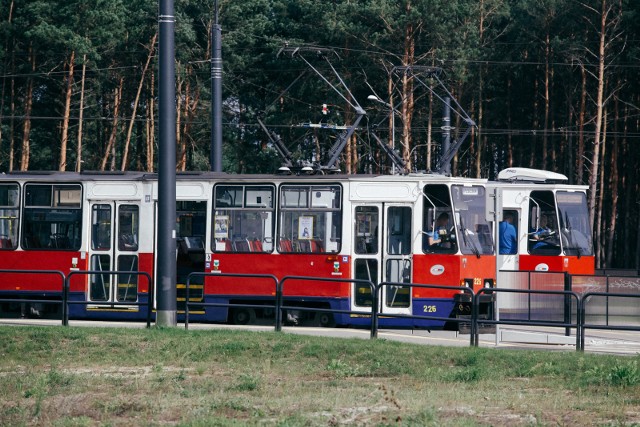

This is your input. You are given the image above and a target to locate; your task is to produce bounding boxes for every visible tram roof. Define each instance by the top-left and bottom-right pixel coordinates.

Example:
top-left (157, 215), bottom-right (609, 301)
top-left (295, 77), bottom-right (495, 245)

top-left (0, 170), bottom-right (487, 184)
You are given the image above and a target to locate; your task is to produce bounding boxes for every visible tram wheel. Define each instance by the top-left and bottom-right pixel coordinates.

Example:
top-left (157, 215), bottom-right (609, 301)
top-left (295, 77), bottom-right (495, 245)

top-left (315, 312), bottom-right (335, 328)
top-left (231, 308), bottom-right (256, 325)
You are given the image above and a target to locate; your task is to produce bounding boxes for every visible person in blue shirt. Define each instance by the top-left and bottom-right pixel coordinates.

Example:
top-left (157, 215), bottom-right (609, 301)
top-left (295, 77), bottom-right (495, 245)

top-left (428, 212), bottom-right (451, 247)
top-left (499, 212), bottom-right (517, 254)
top-left (530, 215), bottom-right (555, 250)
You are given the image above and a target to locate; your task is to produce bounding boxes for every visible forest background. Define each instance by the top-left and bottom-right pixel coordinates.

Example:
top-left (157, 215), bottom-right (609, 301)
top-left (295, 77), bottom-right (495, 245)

top-left (0, 0), bottom-right (638, 269)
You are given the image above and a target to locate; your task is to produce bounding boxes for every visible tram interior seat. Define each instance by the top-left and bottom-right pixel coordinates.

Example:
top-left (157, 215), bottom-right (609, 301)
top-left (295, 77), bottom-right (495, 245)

top-left (249, 239), bottom-right (263, 252)
top-left (0, 237), bottom-right (12, 249)
top-left (279, 238), bottom-right (293, 252)
top-left (215, 238), bottom-right (232, 251)
top-left (233, 239), bottom-right (250, 252)
top-left (49, 233), bottom-right (70, 249)
top-left (180, 236), bottom-right (204, 253)
top-left (310, 239), bottom-right (324, 253)
top-left (476, 224), bottom-right (493, 252)
top-left (119, 233), bottom-right (138, 250)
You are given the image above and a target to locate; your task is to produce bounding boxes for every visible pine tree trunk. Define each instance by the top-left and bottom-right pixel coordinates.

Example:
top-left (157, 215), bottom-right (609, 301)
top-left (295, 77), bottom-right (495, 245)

top-left (605, 99), bottom-right (619, 267)
top-left (0, 0), bottom-right (14, 171)
top-left (176, 77), bottom-right (183, 170)
top-left (542, 32), bottom-right (550, 170)
top-left (99, 77), bottom-right (124, 171)
top-left (401, 13), bottom-right (415, 172)
top-left (577, 65), bottom-right (587, 184)
top-left (596, 108), bottom-right (607, 267)
top-left (588, 0), bottom-right (609, 237)
top-left (20, 45), bottom-right (35, 171)
top-left (76, 54), bottom-right (87, 172)
top-left (59, 50), bottom-right (75, 171)
top-left (121, 32), bottom-right (157, 171)
top-left (146, 72), bottom-right (156, 172)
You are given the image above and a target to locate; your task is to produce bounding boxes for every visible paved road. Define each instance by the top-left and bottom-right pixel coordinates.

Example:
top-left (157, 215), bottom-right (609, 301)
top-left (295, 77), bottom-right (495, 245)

top-left (2, 318), bottom-right (639, 356)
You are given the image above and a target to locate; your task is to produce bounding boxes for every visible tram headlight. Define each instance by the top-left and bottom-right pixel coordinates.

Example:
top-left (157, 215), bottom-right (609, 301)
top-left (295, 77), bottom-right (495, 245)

top-left (484, 279), bottom-right (494, 288)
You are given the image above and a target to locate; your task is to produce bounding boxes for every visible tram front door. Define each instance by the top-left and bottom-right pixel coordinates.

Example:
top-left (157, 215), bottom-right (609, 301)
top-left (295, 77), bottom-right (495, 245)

top-left (88, 202), bottom-right (140, 307)
top-left (352, 203), bottom-right (412, 317)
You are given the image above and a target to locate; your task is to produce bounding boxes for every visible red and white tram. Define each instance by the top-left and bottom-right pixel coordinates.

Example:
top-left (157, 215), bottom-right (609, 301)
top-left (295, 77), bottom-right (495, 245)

top-left (0, 168), bottom-right (592, 327)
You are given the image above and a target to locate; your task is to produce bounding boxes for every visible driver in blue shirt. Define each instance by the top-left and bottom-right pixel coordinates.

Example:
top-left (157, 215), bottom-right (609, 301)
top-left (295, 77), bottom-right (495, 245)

top-left (499, 212), bottom-right (517, 254)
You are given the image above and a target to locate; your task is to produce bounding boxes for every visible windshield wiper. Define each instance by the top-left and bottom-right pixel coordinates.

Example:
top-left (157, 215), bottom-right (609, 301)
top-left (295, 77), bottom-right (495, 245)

top-left (458, 216), bottom-right (481, 259)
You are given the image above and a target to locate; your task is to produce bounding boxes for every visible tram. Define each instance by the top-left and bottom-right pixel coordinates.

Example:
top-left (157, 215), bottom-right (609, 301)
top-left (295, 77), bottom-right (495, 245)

top-left (492, 167), bottom-right (594, 275)
top-left (0, 168), bottom-right (592, 327)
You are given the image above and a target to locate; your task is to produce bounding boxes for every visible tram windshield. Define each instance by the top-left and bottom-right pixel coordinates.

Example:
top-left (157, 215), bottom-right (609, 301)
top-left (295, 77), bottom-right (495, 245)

top-left (451, 185), bottom-right (493, 256)
top-left (557, 191), bottom-right (593, 256)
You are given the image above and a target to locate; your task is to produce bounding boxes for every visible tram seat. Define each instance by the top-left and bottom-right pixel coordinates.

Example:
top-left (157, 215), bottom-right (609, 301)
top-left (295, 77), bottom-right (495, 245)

top-left (249, 239), bottom-right (263, 252)
top-left (0, 238), bottom-right (12, 249)
top-left (233, 239), bottom-right (250, 252)
top-left (476, 224), bottom-right (493, 252)
top-left (310, 239), bottom-right (324, 253)
top-left (49, 234), bottom-right (70, 249)
top-left (279, 239), bottom-right (293, 252)
top-left (297, 240), bottom-right (311, 252)
top-left (215, 239), bottom-right (232, 251)
top-left (181, 236), bottom-right (204, 253)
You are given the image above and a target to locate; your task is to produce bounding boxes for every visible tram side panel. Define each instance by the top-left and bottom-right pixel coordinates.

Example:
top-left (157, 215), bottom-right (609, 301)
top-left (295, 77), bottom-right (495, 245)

top-left (0, 181), bottom-right (87, 317)
top-left (204, 182), bottom-right (350, 324)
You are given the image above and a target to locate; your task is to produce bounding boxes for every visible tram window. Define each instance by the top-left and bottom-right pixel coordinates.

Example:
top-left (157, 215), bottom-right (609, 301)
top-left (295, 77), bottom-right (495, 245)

top-left (91, 204), bottom-right (112, 251)
top-left (213, 185), bottom-right (274, 253)
top-left (355, 206), bottom-right (378, 255)
top-left (557, 191), bottom-right (593, 256)
top-left (387, 206), bottom-right (411, 255)
top-left (528, 191), bottom-right (561, 255)
top-left (117, 205), bottom-right (139, 251)
top-left (0, 183), bottom-right (19, 250)
top-left (451, 185), bottom-right (493, 256)
top-left (90, 254), bottom-right (111, 301)
top-left (354, 259), bottom-right (377, 307)
top-left (278, 185), bottom-right (342, 254)
top-left (117, 255), bottom-right (138, 302)
top-left (422, 184), bottom-right (457, 254)
top-left (22, 184), bottom-right (82, 251)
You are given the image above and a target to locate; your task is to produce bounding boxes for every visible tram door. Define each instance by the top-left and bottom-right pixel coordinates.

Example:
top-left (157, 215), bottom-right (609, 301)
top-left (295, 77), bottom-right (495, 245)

top-left (88, 202), bottom-right (140, 306)
top-left (352, 204), bottom-right (412, 315)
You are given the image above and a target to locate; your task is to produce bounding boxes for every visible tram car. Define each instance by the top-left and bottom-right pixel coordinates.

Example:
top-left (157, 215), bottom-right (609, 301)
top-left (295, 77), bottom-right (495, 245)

top-left (491, 167), bottom-right (594, 275)
top-left (0, 171), bottom-right (498, 327)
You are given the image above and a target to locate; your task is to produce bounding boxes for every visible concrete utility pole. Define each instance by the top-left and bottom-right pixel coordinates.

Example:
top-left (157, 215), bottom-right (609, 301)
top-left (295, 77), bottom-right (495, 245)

top-left (156, 0), bottom-right (177, 327)
top-left (441, 97), bottom-right (451, 175)
top-left (210, 0), bottom-right (223, 172)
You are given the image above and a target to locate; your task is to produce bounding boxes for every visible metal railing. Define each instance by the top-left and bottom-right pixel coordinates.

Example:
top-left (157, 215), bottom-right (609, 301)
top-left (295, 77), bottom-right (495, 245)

top-left (374, 282), bottom-right (477, 344)
top-left (184, 272), bottom-right (278, 330)
top-left (2, 269), bottom-right (640, 353)
top-left (0, 269), bottom-right (66, 324)
top-left (579, 291), bottom-right (640, 351)
top-left (65, 271), bottom-right (154, 328)
top-left (475, 287), bottom-right (581, 348)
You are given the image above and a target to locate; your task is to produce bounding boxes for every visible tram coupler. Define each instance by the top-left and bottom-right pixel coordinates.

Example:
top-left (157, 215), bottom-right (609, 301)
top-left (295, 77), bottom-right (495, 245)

top-left (453, 292), bottom-right (495, 334)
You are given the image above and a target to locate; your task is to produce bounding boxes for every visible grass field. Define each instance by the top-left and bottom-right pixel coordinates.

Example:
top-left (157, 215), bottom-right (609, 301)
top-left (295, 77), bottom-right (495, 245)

top-left (1, 325), bottom-right (640, 426)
